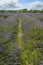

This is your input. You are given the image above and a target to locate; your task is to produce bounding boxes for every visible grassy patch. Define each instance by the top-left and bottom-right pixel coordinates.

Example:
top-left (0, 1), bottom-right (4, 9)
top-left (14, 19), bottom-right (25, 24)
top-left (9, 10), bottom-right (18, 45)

top-left (3, 15), bottom-right (9, 18)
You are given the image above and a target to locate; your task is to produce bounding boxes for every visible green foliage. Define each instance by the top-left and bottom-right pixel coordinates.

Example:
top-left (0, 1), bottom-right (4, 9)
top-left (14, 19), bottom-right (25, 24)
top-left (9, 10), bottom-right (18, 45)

top-left (0, 10), bottom-right (5, 13)
top-left (0, 9), bottom-right (43, 13)
top-left (39, 17), bottom-right (43, 21)
top-left (21, 27), bottom-right (43, 65)
top-left (3, 15), bottom-right (8, 18)
top-left (0, 20), bottom-right (19, 65)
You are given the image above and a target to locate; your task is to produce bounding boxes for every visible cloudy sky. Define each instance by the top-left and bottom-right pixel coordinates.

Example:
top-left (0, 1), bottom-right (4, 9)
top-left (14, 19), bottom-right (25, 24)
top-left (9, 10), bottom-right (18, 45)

top-left (0, 0), bottom-right (43, 10)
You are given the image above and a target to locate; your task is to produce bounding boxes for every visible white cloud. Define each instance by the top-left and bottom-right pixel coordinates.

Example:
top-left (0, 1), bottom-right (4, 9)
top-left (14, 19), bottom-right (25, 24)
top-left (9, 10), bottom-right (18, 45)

top-left (27, 1), bottom-right (43, 10)
top-left (0, 0), bottom-right (20, 9)
top-left (0, 0), bottom-right (43, 10)
top-left (0, 0), bottom-right (18, 4)
top-left (0, 0), bottom-right (19, 7)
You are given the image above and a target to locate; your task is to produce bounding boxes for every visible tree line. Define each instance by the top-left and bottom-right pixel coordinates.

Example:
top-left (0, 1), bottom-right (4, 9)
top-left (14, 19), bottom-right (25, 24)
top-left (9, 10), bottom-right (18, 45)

top-left (0, 9), bottom-right (43, 13)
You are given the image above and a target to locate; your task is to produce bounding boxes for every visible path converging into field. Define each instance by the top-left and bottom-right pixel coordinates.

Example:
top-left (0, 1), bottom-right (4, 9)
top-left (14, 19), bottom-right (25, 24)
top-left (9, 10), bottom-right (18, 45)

top-left (17, 18), bottom-right (29, 65)
top-left (17, 18), bottom-right (23, 48)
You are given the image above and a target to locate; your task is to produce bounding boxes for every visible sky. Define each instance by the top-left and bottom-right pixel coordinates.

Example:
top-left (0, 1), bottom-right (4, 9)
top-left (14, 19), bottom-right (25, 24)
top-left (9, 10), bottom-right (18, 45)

top-left (0, 0), bottom-right (43, 10)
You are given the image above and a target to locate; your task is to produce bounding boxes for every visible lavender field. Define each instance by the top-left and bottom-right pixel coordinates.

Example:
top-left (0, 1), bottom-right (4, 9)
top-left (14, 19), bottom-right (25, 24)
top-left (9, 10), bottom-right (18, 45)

top-left (0, 12), bottom-right (43, 65)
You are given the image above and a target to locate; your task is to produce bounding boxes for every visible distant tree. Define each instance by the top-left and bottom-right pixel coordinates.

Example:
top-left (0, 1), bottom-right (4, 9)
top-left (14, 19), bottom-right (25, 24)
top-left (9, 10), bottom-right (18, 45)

top-left (22, 9), bottom-right (27, 12)
top-left (41, 9), bottom-right (43, 12)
